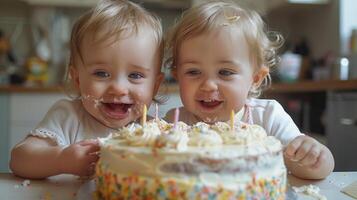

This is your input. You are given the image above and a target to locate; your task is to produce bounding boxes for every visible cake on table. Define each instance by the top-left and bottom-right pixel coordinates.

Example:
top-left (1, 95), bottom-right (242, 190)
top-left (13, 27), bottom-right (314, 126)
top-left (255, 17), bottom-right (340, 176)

top-left (95, 113), bottom-right (286, 199)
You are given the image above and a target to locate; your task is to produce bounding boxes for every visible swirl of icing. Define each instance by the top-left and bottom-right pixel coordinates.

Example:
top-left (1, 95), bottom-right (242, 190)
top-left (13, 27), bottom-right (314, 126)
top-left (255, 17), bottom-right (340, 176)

top-left (125, 122), bottom-right (161, 146)
top-left (157, 129), bottom-right (189, 151)
top-left (149, 119), bottom-right (171, 132)
top-left (220, 123), bottom-right (267, 145)
top-left (211, 121), bottom-right (231, 134)
top-left (188, 125), bottom-right (223, 147)
top-left (242, 124), bottom-right (267, 142)
top-left (112, 123), bottom-right (141, 139)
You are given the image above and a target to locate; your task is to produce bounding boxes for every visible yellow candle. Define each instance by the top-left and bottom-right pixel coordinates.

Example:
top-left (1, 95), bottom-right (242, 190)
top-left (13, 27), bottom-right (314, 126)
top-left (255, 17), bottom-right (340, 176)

top-left (230, 110), bottom-right (234, 131)
top-left (142, 104), bottom-right (147, 126)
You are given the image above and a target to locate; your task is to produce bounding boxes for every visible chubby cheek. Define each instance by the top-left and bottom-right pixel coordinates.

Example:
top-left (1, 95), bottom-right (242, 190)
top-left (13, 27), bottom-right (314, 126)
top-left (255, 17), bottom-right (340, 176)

top-left (179, 81), bottom-right (196, 107)
top-left (78, 78), bottom-right (105, 98)
top-left (226, 85), bottom-right (249, 111)
top-left (132, 85), bottom-right (154, 106)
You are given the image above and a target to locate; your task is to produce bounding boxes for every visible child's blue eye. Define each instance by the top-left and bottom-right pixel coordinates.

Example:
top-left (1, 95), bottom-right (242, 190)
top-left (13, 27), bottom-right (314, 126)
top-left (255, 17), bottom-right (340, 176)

top-left (93, 71), bottom-right (110, 78)
top-left (128, 72), bottom-right (144, 79)
top-left (219, 69), bottom-right (235, 76)
top-left (185, 70), bottom-right (201, 76)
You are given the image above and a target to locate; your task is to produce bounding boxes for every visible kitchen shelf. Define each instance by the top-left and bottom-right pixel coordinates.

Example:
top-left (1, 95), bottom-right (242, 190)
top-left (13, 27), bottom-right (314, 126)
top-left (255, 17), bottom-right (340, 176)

top-left (163, 79), bottom-right (357, 94)
top-left (0, 85), bottom-right (63, 93)
top-left (1, 79), bottom-right (357, 94)
top-left (268, 79), bottom-right (357, 93)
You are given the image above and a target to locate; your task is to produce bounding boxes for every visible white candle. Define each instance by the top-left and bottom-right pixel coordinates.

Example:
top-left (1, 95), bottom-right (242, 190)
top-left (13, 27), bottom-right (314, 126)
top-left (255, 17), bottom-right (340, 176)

top-left (230, 110), bottom-right (234, 131)
top-left (155, 103), bottom-right (159, 120)
top-left (173, 107), bottom-right (179, 129)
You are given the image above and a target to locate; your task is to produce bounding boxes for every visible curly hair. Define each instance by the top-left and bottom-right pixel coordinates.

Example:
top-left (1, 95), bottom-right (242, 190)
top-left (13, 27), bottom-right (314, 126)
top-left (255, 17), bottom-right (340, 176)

top-left (165, 0), bottom-right (283, 97)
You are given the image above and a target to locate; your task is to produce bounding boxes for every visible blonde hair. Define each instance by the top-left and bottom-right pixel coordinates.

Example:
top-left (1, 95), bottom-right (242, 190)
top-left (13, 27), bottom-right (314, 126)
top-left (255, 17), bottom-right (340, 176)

top-left (165, 0), bottom-right (283, 97)
top-left (65, 0), bottom-right (163, 98)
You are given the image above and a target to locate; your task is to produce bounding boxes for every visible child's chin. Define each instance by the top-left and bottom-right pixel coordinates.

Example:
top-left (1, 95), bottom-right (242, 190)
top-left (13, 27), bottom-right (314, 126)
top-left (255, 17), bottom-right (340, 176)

top-left (101, 117), bottom-right (133, 129)
top-left (197, 114), bottom-right (219, 124)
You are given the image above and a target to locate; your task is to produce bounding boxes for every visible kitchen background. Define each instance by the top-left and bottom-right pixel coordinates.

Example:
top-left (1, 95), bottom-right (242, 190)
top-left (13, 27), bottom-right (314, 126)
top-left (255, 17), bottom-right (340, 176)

top-left (0, 0), bottom-right (356, 172)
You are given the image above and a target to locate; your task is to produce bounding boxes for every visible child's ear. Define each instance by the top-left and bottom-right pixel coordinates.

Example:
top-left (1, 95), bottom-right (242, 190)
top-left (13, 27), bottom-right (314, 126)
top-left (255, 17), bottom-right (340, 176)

top-left (69, 65), bottom-right (80, 88)
top-left (153, 72), bottom-right (164, 95)
top-left (253, 66), bottom-right (269, 86)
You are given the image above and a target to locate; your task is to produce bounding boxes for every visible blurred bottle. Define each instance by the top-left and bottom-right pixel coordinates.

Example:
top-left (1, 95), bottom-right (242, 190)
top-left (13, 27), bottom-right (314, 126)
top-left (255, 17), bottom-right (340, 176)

top-left (332, 57), bottom-right (349, 80)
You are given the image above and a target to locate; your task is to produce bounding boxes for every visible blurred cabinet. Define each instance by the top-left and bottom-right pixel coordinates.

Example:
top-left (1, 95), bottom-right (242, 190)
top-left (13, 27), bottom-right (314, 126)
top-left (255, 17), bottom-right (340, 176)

top-left (8, 93), bottom-right (66, 150)
top-left (261, 80), bottom-right (357, 170)
top-left (0, 94), bottom-right (10, 173)
top-left (326, 92), bottom-right (357, 171)
top-left (0, 90), bottom-right (65, 172)
top-left (0, 86), bottom-right (182, 172)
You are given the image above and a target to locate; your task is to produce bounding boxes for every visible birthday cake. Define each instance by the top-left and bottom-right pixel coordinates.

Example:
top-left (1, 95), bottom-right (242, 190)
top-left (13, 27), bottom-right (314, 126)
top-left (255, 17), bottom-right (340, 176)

top-left (95, 118), bottom-right (287, 200)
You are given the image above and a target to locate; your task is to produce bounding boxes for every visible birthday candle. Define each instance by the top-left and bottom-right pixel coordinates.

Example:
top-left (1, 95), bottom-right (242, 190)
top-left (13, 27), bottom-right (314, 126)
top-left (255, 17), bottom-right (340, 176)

top-left (142, 104), bottom-right (147, 126)
top-left (230, 110), bottom-right (234, 131)
top-left (173, 108), bottom-right (179, 129)
top-left (155, 103), bottom-right (159, 120)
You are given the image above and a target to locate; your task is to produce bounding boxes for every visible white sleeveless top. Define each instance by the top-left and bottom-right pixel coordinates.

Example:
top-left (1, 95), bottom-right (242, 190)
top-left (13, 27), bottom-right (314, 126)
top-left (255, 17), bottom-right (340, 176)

top-left (28, 99), bottom-right (116, 146)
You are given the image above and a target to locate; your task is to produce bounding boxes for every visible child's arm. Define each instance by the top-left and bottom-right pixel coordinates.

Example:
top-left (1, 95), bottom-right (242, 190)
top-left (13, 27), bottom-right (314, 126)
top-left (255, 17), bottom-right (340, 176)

top-left (284, 135), bottom-right (334, 180)
top-left (10, 136), bottom-right (99, 179)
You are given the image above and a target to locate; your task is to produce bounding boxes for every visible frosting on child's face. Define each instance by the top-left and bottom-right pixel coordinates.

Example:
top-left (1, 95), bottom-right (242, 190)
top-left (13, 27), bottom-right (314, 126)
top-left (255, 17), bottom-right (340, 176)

top-left (71, 27), bottom-right (163, 129)
top-left (176, 27), bottom-right (257, 123)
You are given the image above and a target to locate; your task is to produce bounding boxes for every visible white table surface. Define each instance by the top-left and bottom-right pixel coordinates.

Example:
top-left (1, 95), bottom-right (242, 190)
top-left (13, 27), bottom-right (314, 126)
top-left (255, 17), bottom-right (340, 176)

top-left (0, 172), bottom-right (356, 200)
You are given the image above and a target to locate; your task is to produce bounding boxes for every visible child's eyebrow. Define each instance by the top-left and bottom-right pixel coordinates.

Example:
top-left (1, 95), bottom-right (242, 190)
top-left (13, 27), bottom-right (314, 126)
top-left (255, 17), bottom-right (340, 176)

top-left (130, 64), bottom-right (152, 72)
top-left (85, 61), bottom-right (109, 67)
top-left (217, 60), bottom-right (240, 66)
top-left (179, 60), bottom-right (200, 66)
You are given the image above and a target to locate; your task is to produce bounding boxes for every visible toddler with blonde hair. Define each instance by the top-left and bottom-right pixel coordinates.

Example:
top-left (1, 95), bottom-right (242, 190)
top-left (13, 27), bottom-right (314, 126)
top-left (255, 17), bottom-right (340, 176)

top-left (10, 0), bottom-right (164, 179)
top-left (165, 0), bottom-right (334, 179)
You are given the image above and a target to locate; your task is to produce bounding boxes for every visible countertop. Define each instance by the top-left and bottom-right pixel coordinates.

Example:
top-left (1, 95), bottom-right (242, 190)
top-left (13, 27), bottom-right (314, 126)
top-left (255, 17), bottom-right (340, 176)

top-left (0, 172), bottom-right (356, 200)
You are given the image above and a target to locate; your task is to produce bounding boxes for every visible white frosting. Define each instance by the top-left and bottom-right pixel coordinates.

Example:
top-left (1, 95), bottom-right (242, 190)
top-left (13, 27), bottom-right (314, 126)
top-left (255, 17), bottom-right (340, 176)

top-left (99, 119), bottom-right (286, 188)
top-left (157, 128), bottom-right (189, 151)
top-left (124, 122), bottom-right (161, 146)
top-left (188, 125), bottom-right (223, 147)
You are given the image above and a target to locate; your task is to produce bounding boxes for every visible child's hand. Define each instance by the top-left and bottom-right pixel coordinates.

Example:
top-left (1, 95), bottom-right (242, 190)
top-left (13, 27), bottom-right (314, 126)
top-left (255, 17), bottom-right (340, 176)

top-left (58, 139), bottom-right (100, 177)
top-left (284, 135), bottom-right (327, 169)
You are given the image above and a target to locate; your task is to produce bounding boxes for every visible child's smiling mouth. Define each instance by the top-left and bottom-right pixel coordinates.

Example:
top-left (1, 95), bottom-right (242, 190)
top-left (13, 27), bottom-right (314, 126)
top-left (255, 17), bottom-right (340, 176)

top-left (101, 102), bottom-right (133, 119)
top-left (197, 99), bottom-right (223, 111)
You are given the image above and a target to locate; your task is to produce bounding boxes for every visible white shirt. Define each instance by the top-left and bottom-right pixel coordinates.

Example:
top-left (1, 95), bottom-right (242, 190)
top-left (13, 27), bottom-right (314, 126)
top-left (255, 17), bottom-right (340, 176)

top-left (164, 98), bottom-right (303, 146)
top-left (29, 99), bottom-right (115, 146)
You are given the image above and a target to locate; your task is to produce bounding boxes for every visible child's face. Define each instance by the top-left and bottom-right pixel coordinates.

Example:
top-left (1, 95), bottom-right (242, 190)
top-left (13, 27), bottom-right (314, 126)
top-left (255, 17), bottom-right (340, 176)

top-left (71, 27), bottom-right (163, 129)
top-left (175, 28), bottom-right (266, 123)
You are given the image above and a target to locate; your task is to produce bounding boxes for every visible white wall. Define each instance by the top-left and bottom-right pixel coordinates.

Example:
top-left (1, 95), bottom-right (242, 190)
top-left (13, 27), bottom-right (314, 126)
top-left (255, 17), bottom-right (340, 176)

top-left (340, 0), bottom-right (357, 55)
top-left (266, 1), bottom-right (340, 59)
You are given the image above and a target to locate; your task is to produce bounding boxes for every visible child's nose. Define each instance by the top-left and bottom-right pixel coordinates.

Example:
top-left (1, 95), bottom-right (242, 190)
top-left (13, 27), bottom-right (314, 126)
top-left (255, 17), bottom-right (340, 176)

top-left (200, 78), bottom-right (218, 92)
top-left (108, 80), bottom-right (129, 96)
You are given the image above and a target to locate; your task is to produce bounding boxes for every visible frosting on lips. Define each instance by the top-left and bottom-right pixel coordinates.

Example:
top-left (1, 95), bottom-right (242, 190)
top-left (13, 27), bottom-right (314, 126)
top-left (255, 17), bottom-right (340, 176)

top-left (101, 103), bottom-right (132, 119)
